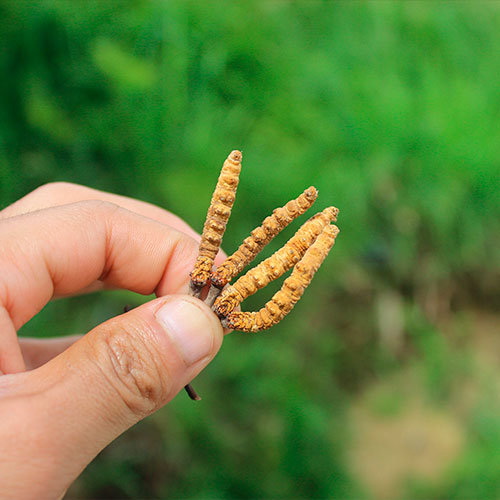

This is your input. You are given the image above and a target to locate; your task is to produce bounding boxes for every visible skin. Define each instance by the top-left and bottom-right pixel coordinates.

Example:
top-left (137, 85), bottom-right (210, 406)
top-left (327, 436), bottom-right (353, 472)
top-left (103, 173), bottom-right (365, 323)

top-left (0, 183), bottom-right (228, 499)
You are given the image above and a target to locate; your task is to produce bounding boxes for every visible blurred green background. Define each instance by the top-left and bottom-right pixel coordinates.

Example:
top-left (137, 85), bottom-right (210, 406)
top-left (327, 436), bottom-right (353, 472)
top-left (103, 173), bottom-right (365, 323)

top-left (2, 1), bottom-right (500, 498)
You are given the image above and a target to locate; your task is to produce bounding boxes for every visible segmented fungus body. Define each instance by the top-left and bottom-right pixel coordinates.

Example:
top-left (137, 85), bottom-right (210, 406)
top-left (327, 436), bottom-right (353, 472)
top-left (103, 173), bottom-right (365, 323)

top-left (190, 150), bottom-right (242, 294)
top-left (223, 224), bottom-right (339, 332)
top-left (211, 186), bottom-right (318, 289)
top-left (184, 149), bottom-right (341, 399)
top-left (213, 206), bottom-right (338, 318)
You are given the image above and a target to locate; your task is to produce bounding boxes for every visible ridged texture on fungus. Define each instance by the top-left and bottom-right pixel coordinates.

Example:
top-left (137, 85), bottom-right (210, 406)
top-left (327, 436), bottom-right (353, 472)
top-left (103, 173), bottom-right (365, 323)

top-left (190, 150), bottom-right (242, 289)
top-left (213, 206), bottom-right (338, 318)
top-left (226, 224), bottom-right (339, 332)
top-left (211, 186), bottom-right (319, 289)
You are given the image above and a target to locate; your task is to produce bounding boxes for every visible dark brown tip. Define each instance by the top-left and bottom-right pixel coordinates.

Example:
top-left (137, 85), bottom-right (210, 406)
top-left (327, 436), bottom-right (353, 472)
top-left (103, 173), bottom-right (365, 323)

top-left (184, 383), bottom-right (201, 401)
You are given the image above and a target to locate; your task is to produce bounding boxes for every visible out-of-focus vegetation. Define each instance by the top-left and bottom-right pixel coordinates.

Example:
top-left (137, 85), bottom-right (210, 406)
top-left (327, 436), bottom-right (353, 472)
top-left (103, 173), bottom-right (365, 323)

top-left (1, 1), bottom-right (500, 499)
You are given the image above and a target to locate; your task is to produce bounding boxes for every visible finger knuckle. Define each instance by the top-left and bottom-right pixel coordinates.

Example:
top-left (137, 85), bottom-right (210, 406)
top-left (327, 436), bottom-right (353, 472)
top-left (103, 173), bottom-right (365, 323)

top-left (76, 200), bottom-right (124, 228)
top-left (97, 320), bottom-right (169, 418)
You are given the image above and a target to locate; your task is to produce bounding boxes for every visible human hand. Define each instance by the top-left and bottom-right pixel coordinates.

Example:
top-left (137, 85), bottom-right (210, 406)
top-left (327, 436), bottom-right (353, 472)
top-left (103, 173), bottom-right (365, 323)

top-left (0, 183), bottom-right (225, 499)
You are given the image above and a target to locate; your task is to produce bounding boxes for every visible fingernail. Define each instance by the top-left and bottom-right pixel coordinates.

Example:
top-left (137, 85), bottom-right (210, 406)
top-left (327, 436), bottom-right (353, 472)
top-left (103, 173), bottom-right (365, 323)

top-left (155, 299), bottom-right (215, 366)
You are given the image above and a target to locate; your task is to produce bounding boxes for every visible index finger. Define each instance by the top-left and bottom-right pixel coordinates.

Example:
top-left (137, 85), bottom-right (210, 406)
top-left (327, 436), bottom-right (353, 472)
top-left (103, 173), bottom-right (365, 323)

top-left (0, 182), bottom-right (200, 242)
top-left (0, 201), bottom-right (211, 373)
top-left (1, 182), bottom-right (227, 296)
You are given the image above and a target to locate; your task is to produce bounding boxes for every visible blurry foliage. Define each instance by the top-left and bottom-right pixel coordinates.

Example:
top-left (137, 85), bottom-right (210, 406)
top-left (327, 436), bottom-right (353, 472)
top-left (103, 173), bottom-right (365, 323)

top-left (1, 1), bottom-right (500, 499)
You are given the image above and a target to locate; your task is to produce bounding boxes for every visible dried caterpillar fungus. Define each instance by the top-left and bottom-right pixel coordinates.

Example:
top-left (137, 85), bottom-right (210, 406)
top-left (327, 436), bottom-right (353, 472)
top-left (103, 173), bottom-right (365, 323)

top-left (211, 186), bottom-right (318, 289)
top-left (212, 206), bottom-right (338, 318)
top-left (189, 150), bottom-right (242, 295)
top-left (184, 148), bottom-right (341, 400)
top-left (223, 224), bottom-right (339, 332)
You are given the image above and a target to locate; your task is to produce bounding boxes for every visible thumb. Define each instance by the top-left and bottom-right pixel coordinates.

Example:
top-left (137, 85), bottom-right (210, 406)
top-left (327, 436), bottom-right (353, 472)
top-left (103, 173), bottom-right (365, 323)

top-left (24, 295), bottom-right (223, 490)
